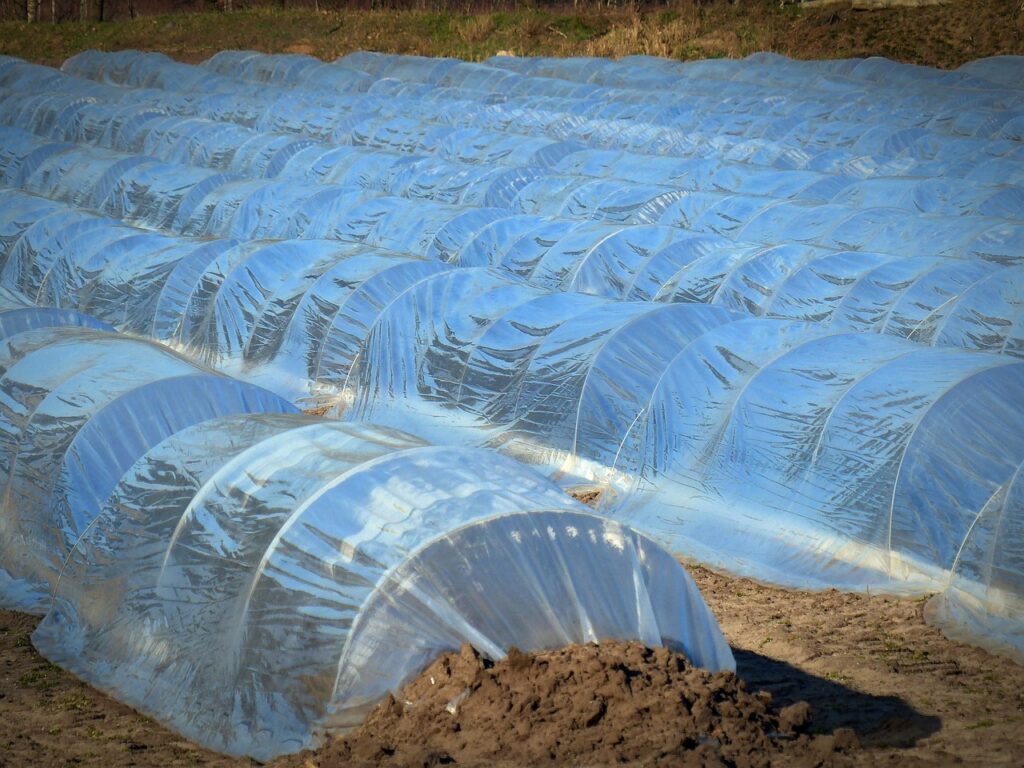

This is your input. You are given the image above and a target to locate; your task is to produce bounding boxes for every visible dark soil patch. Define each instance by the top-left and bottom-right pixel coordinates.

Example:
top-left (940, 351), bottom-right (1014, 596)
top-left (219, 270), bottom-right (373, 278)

top-left (283, 641), bottom-right (857, 768)
top-left (3, 563), bottom-right (1021, 766)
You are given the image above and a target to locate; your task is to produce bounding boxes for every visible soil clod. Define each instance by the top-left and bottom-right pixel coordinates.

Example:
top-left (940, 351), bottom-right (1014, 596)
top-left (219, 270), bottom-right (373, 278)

top-left (287, 641), bottom-right (849, 767)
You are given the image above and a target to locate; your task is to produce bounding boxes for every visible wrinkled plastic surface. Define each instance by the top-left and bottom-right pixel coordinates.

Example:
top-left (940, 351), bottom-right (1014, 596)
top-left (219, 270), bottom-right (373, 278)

top-left (0, 155), bottom-right (1019, 357)
top-left (0, 53), bottom-right (1020, 352)
top-left (34, 414), bottom-right (731, 758)
top-left (0, 320), bottom-right (297, 610)
top-left (0, 50), bottom-right (1021, 666)
top-left (0, 312), bottom-right (734, 759)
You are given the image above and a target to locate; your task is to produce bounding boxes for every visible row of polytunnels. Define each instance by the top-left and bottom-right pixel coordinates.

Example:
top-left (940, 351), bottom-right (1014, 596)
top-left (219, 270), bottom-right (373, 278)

top-left (0, 48), bottom-right (1021, 760)
top-left (0, 132), bottom-right (1021, 355)
top-left (0, 60), bottom-right (1020, 254)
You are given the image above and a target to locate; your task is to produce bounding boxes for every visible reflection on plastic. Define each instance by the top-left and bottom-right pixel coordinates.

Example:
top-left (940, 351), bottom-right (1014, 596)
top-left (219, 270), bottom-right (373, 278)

top-left (0, 50), bottom-right (1021, 666)
top-left (0, 311), bottom-right (734, 759)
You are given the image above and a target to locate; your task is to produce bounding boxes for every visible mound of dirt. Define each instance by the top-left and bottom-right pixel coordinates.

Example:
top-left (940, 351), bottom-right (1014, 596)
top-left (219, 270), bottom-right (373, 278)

top-left (288, 641), bottom-right (859, 768)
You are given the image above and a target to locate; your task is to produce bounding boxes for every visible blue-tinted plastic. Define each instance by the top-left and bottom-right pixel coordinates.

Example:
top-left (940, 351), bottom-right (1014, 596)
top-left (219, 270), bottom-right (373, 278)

top-left (0, 311), bottom-right (733, 759)
top-left (0, 49), bottom-right (1021, 671)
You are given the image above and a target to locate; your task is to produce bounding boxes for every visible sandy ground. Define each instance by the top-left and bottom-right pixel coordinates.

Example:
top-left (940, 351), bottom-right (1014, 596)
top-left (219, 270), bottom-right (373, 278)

top-left (1, 565), bottom-right (1022, 767)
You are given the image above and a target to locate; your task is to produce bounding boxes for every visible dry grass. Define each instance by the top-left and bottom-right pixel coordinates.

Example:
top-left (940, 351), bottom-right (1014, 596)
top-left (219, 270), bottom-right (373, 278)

top-left (0, 0), bottom-right (1022, 69)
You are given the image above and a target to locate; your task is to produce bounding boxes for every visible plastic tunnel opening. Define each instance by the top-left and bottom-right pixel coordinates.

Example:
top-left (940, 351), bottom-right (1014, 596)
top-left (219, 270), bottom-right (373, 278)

top-left (327, 509), bottom-right (734, 734)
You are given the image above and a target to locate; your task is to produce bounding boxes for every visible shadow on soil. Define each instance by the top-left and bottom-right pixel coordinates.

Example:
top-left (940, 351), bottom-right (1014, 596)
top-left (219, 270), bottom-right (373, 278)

top-left (734, 648), bottom-right (941, 748)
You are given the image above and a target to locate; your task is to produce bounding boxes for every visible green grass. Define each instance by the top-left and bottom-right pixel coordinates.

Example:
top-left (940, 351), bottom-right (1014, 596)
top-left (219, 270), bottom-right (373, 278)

top-left (16, 663), bottom-right (61, 690)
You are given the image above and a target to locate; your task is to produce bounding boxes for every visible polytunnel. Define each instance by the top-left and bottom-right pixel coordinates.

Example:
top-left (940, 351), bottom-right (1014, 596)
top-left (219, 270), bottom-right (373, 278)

top-left (0, 309), bottom-right (734, 759)
top-left (163, 51), bottom-right (1024, 169)
top-left (346, 267), bottom-right (742, 462)
top-left (31, 414), bottom-right (734, 759)
top-left (336, 277), bottom-right (1024, 580)
top-left (3, 58), bottom-right (1023, 262)
top-left (337, 281), bottom-right (1024, 660)
top-left (37, 51), bottom-right (1024, 195)
top-left (0, 185), bottom-right (1020, 417)
top-left (0, 48), bottom-right (1020, 670)
top-left (2, 64), bottom-right (1024, 256)
top-left (0, 279), bottom-right (112, 334)
top-left (0, 183), bottom-right (1021, 540)
top-left (0, 126), bottom-right (1021, 356)
top-left (0, 318), bottom-right (297, 610)
top-left (0, 181), bottom-right (1018, 653)
top-left (924, 463), bottom-right (1024, 661)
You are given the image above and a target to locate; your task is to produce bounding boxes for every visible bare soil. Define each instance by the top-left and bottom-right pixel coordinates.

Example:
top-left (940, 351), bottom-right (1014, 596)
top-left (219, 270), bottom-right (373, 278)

top-left (689, 566), bottom-right (1024, 767)
top-left (2, 564), bottom-right (1022, 766)
top-left (281, 641), bottom-right (851, 768)
top-left (0, 610), bottom-right (244, 768)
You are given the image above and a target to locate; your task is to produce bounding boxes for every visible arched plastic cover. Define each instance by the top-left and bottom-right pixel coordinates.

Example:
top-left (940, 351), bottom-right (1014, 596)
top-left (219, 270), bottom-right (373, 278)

top-left (54, 50), bottom-right (1024, 169)
top-left (0, 305), bottom-right (113, 336)
top-left (0, 185), bottom-right (1019, 396)
top-left (924, 460), bottom-right (1024, 660)
top-left (600, 329), bottom-right (1024, 596)
top-left (0, 96), bottom-right (1021, 265)
top-left (0, 184), bottom-right (1021, 660)
top-left (32, 413), bottom-right (733, 759)
top-left (1, 55), bottom-right (1024, 260)
top-left (37, 52), bottom-right (1024, 246)
top-left (348, 268), bottom-right (739, 469)
top-left (349, 295), bottom-right (1024, 661)
top-left (0, 123), bottom-right (1021, 352)
top-left (0, 50), bottom-right (1020, 664)
top-left (0, 318), bottom-right (297, 610)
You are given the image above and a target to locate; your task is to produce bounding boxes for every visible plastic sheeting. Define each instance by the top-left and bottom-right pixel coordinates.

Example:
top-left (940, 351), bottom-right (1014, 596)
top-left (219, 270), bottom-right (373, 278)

top-left (605, 331), bottom-right (1024, 596)
top-left (0, 234), bottom-right (1016, 658)
top-left (0, 135), bottom-right (1020, 356)
top-left (3, 55), bottom-right (1024, 268)
top-left (0, 50), bottom-right (1021, 665)
top-left (0, 309), bottom-right (734, 759)
top-left (0, 318), bottom-right (297, 610)
top-left (0, 187), bottom-right (1020, 664)
top-left (34, 417), bottom-right (732, 759)
top-left (57, 50), bottom-right (1024, 170)
top-left (340, 273), bottom-right (1024, 664)
top-left (61, 52), bottom-right (1024, 188)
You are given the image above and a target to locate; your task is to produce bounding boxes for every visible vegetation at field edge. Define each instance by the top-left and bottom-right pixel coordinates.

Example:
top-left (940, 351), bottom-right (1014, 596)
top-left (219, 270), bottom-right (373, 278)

top-left (1, 0), bottom-right (1022, 69)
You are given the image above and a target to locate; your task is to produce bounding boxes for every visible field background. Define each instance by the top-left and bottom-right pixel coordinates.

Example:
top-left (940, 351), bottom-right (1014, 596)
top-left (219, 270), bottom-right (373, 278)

top-left (1, 0), bottom-right (1023, 69)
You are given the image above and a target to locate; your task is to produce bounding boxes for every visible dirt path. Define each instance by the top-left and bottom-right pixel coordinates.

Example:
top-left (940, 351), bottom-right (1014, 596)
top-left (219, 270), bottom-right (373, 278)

top-left (1, 565), bottom-right (1021, 766)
